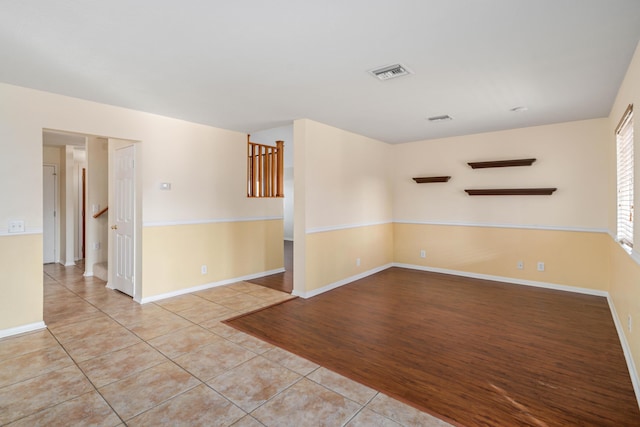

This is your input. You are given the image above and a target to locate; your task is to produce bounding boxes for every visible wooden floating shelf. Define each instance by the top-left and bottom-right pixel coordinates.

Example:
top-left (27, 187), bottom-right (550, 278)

top-left (467, 158), bottom-right (536, 169)
top-left (464, 188), bottom-right (557, 196)
top-left (412, 176), bottom-right (451, 183)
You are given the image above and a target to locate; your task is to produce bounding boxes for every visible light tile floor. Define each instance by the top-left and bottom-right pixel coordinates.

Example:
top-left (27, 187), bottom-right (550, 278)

top-left (0, 263), bottom-right (451, 426)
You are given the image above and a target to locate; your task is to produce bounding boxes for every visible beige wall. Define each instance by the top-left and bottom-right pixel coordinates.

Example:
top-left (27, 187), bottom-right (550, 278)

top-left (607, 42), bottom-right (640, 380)
top-left (142, 220), bottom-right (283, 299)
top-left (393, 118), bottom-right (609, 229)
top-left (0, 82), bottom-right (282, 332)
top-left (394, 223), bottom-right (609, 291)
top-left (43, 145), bottom-right (62, 164)
top-left (294, 119), bottom-right (393, 294)
top-left (392, 118), bottom-right (611, 292)
top-left (0, 235), bottom-right (43, 332)
top-left (85, 137), bottom-right (109, 276)
top-left (305, 224), bottom-right (393, 293)
top-left (303, 120), bottom-right (393, 230)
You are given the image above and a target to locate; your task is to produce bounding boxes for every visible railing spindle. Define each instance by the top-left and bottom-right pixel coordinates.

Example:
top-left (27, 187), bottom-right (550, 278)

top-left (247, 138), bottom-right (284, 198)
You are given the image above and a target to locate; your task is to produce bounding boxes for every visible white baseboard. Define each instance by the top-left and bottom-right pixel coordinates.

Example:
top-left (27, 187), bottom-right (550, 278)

top-left (0, 321), bottom-right (47, 339)
top-left (63, 261), bottom-right (76, 267)
top-left (292, 262), bottom-right (608, 299)
top-left (393, 263), bottom-right (608, 297)
top-left (139, 268), bottom-right (286, 304)
top-left (83, 271), bottom-right (94, 277)
top-left (284, 237), bottom-right (294, 242)
top-left (293, 263), bottom-right (393, 299)
top-left (607, 296), bottom-right (640, 409)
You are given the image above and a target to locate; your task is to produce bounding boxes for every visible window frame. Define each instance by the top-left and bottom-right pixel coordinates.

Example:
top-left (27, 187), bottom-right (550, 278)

top-left (616, 104), bottom-right (634, 249)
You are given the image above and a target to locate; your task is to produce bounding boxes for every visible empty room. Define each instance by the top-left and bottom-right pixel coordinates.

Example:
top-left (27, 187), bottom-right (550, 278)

top-left (2, 1), bottom-right (640, 425)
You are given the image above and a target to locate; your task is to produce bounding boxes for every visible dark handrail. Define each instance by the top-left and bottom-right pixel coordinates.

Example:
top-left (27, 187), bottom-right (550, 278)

top-left (93, 206), bottom-right (108, 218)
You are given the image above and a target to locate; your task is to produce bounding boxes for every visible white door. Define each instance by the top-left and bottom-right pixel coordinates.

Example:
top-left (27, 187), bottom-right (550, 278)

top-left (43, 165), bottom-right (56, 263)
top-left (112, 145), bottom-right (135, 297)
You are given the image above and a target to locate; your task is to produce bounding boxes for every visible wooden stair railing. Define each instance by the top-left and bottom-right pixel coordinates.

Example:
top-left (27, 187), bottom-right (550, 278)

top-left (247, 136), bottom-right (284, 198)
top-left (92, 206), bottom-right (108, 218)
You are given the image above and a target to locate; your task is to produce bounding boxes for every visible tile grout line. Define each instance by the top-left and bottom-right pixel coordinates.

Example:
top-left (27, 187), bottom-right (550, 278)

top-left (43, 266), bottom-right (376, 426)
top-left (53, 274), bottom-right (214, 424)
top-left (45, 270), bottom-right (130, 426)
top-left (46, 268), bottom-right (206, 424)
top-left (57, 270), bottom-right (297, 425)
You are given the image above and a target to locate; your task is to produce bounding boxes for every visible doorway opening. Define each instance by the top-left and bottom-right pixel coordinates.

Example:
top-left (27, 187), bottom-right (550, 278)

top-left (42, 130), bottom-right (141, 300)
top-left (244, 125), bottom-right (294, 293)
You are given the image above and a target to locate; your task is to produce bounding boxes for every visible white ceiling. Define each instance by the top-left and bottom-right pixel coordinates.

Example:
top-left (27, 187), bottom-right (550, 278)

top-left (2, 1), bottom-right (640, 144)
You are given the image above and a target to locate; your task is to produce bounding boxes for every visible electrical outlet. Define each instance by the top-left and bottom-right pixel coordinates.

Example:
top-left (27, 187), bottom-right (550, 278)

top-left (356, 258), bottom-right (361, 267)
top-left (201, 265), bottom-right (208, 275)
top-left (628, 314), bottom-right (633, 333)
top-left (93, 242), bottom-right (101, 250)
top-left (517, 261), bottom-right (524, 270)
top-left (537, 262), bottom-right (545, 272)
top-left (420, 249), bottom-right (426, 258)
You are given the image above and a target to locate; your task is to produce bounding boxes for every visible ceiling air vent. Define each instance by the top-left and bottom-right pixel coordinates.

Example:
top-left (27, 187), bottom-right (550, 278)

top-left (369, 63), bottom-right (413, 81)
top-left (427, 114), bottom-right (453, 122)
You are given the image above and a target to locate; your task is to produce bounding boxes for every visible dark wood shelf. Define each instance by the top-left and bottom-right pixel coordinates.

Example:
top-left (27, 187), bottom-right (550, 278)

top-left (467, 158), bottom-right (536, 169)
top-left (464, 188), bottom-right (557, 196)
top-left (412, 176), bottom-right (451, 183)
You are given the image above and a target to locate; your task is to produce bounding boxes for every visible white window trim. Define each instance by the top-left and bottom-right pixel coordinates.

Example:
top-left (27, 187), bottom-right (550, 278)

top-left (616, 104), bottom-right (634, 250)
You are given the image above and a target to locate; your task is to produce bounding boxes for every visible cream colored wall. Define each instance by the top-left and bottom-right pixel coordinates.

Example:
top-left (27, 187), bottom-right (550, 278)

top-left (394, 119), bottom-right (609, 228)
top-left (395, 223), bottom-right (609, 291)
top-left (393, 119), bottom-right (610, 292)
top-left (0, 82), bottom-right (282, 332)
top-left (607, 43), bottom-right (640, 380)
top-left (85, 137), bottom-right (109, 276)
top-left (610, 240), bottom-right (640, 371)
top-left (141, 120), bottom-right (281, 224)
top-left (294, 119), bottom-right (393, 294)
top-left (142, 220), bottom-right (283, 298)
top-left (1, 83), bottom-right (281, 226)
top-left (0, 235), bottom-right (43, 331)
top-left (303, 120), bottom-right (393, 230)
top-left (43, 145), bottom-right (62, 164)
top-left (293, 120), bottom-right (308, 295)
top-left (305, 224), bottom-right (393, 292)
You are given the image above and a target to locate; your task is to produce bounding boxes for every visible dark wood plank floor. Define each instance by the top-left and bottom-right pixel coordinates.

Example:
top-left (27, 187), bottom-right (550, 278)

top-left (247, 240), bottom-right (292, 293)
top-left (227, 267), bottom-right (640, 426)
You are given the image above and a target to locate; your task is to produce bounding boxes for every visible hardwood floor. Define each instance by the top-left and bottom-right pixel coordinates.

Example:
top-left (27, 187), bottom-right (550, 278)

top-left (247, 240), bottom-right (293, 293)
top-left (227, 267), bottom-right (640, 426)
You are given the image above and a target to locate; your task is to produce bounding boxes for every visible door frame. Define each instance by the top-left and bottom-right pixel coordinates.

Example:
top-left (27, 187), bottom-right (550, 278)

top-left (43, 163), bottom-right (58, 264)
top-left (81, 167), bottom-right (86, 259)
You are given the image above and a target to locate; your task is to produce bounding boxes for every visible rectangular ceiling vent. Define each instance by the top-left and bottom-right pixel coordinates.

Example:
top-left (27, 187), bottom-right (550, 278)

top-left (369, 63), bottom-right (412, 81)
top-left (427, 114), bottom-right (453, 122)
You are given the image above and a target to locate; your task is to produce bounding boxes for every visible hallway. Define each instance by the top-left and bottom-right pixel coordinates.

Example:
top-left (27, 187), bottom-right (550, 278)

top-left (247, 240), bottom-right (293, 293)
